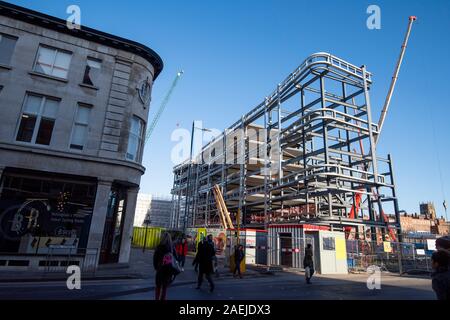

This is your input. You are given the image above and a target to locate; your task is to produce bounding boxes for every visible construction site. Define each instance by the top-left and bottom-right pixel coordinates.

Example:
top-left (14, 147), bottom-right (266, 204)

top-left (172, 51), bottom-right (400, 238)
top-left (168, 17), bottom-right (450, 274)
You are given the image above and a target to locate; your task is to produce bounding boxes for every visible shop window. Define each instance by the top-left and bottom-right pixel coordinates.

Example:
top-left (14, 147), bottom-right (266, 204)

top-left (33, 45), bottom-right (72, 79)
top-left (0, 33), bottom-right (18, 66)
top-left (323, 237), bottom-right (336, 251)
top-left (16, 93), bottom-right (59, 146)
top-left (82, 57), bottom-right (101, 86)
top-left (0, 173), bottom-right (96, 255)
top-left (126, 116), bottom-right (144, 161)
top-left (70, 103), bottom-right (92, 150)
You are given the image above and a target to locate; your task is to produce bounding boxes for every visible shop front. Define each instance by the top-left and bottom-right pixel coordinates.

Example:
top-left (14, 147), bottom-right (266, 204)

top-left (0, 168), bottom-right (136, 270)
top-left (0, 168), bottom-right (96, 269)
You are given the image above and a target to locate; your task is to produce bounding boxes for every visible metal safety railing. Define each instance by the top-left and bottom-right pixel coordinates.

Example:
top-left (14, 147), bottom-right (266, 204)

top-left (346, 240), bottom-right (433, 274)
top-left (43, 247), bottom-right (98, 275)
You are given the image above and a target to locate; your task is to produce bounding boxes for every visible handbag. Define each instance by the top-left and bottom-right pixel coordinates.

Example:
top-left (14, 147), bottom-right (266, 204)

top-left (162, 252), bottom-right (182, 276)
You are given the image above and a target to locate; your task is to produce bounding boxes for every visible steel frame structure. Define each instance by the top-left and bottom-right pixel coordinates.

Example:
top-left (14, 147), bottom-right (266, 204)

top-left (171, 52), bottom-right (401, 241)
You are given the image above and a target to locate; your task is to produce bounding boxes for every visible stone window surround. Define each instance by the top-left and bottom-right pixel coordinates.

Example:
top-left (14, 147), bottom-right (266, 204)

top-left (32, 44), bottom-right (73, 81)
top-left (14, 92), bottom-right (61, 147)
top-left (69, 102), bottom-right (94, 152)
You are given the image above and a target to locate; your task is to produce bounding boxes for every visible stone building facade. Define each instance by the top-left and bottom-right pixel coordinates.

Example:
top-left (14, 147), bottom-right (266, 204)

top-left (0, 1), bottom-right (163, 269)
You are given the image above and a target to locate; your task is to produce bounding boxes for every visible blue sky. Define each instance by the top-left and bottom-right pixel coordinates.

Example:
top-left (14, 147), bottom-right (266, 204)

top-left (7, 0), bottom-right (450, 217)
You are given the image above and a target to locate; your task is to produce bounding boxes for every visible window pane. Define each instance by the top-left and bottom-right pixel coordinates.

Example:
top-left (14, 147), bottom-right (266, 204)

top-left (34, 46), bottom-right (55, 75)
top-left (87, 58), bottom-right (101, 69)
top-left (0, 34), bottom-right (18, 65)
top-left (323, 237), bottom-right (336, 251)
top-left (35, 118), bottom-right (55, 145)
top-left (53, 51), bottom-right (72, 79)
top-left (126, 135), bottom-right (138, 160)
top-left (16, 115), bottom-right (37, 142)
top-left (130, 117), bottom-right (141, 135)
top-left (42, 98), bottom-right (59, 118)
top-left (71, 124), bottom-right (87, 149)
top-left (24, 95), bottom-right (42, 114)
top-left (76, 106), bottom-right (91, 124)
top-left (83, 59), bottom-right (101, 86)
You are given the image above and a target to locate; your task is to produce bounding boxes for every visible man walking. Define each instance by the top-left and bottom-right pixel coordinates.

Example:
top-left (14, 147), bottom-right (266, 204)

top-left (194, 234), bottom-right (215, 292)
top-left (431, 250), bottom-right (450, 300)
top-left (233, 244), bottom-right (245, 278)
top-left (304, 244), bottom-right (315, 284)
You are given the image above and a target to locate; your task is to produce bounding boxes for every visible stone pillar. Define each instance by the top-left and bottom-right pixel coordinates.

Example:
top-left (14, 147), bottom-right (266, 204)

top-left (0, 166), bottom-right (5, 195)
top-left (118, 187), bottom-right (139, 264)
top-left (87, 179), bottom-right (113, 266)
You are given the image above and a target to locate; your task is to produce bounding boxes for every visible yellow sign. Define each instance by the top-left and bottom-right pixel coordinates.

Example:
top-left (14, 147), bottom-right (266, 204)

top-left (383, 241), bottom-right (392, 253)
top-left (336, 238), bottom-right (347, 260)
top-left (197, 228), bottom-right (207, 249)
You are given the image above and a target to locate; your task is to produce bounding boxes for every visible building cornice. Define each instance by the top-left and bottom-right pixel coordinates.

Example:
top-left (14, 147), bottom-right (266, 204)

top-left (0, 142), bottom-right (146, 175)
top-left (0, 0), bottom-right (163, 79)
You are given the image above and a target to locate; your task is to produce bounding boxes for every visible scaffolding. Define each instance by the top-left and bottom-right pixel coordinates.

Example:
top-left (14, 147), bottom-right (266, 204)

top-left (171, 52), bottom-right (402, 242)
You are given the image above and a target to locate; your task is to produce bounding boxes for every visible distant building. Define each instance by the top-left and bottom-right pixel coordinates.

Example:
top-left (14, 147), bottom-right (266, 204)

top-left (133, 194), bottom-right (173, 228)
top-left (396, 202), bottom-right (448, 236)
top-left (420, 202), bottom-right (437, 220)
top-left (147, 195), bottom-right (173, 228)
top-left (133, 194), bottom-right (152, 227)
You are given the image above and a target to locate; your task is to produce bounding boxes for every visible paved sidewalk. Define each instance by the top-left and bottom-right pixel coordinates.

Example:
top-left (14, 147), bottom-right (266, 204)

top-left (0, 247), bottom-right (261, 283)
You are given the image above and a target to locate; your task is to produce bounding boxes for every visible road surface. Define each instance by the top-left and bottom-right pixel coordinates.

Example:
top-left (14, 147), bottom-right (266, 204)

top-left (0, 271), bottom-right (436, 300)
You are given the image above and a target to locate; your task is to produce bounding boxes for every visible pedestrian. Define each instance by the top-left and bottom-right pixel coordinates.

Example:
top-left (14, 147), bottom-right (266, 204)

top-left (176, 237), bottom-right (188, 272)
top-left (303, 243), bottom-right (315, 284)
top-left (233, 244), bottom-right (245, 278)
top-left (431, 250), bottom-right (450, 300)
top-left (436, 236), bottom-right (450, 253)
top-left (153, 232), bottom-right (176, 300)
top-left (207, 235), bottom-right (219, 277)
top-left (194, 234), bottom-right (215, 292)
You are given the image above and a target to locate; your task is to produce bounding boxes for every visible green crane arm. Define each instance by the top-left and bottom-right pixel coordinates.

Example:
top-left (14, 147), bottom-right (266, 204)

top-left (145, 70), bottom-right (184, 144)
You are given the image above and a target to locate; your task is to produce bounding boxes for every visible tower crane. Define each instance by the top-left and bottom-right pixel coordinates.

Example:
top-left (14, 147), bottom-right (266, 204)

top-left (145, 70), bottom-right (184, 144)
top-left (347, 16), bottom-right (417, 241)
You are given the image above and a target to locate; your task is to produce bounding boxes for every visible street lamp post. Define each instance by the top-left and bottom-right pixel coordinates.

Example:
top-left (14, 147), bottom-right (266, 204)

top-left (183, 122), bottom-right (212, 232)
top-left (142, 218), bottom-right (151, 253)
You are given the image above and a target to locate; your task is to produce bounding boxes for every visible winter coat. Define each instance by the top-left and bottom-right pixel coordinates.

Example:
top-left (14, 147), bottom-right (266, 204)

top-left (153, 244), bottom-right (175, 286)
top-left (234, 248), bottom-right (245, 263)
top-left (303, 247), bottom-right (314, 269)
top-left (176, 242), bottom-right (188, 257)
top-left (431, 267), bottom-right (450, 300)
top-left (193, 240), bottom-right (215, 274)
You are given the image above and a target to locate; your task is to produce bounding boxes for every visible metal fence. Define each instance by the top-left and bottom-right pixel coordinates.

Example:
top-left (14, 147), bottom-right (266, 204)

top-left (346, 240), bottom-right (432, 274)
top-left (226, 236), bottom-right (314, 270)
top-left (132, 226), bottom-right (165, 250)
top-left (43, 247), bottom-right (98, 275)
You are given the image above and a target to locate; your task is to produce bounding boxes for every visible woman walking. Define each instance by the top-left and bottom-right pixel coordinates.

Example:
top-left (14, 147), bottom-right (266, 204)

top-left (153, 232), bottom-right (175, 300)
